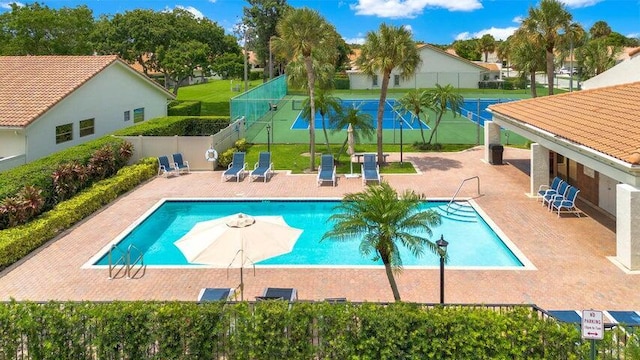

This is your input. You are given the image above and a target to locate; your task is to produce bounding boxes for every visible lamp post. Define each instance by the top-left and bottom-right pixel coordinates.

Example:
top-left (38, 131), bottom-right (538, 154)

top-left (436, 234), bottom-right (449, 304)
top-left (266, 124), bottom-right (271, 153)
top-left (399, 117), bottom-right (403, 164)
top-left (269, 36), bottom-right (274, 80)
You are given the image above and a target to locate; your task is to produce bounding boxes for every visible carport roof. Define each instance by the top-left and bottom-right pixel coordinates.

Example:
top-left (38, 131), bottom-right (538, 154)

top-left (489, 81), bottom-right (640, 165)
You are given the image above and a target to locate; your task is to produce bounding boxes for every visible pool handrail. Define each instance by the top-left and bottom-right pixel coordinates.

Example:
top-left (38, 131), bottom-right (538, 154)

top-left (446, 176), bottom-right (481, 214)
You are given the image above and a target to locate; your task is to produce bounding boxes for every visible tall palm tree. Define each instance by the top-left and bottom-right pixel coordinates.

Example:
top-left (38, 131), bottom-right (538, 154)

top-left (510, 29), bottom-right (546, 98)
top-left (322, 182), bottom-right (441, 301)
top-left (394, 89), bottom-right (431, 144)
top-left (426, 84), bottom-right (463, 145)
top-left (273, 8), bottom-right (336, 171)
top-left (522, 0), bottom-right (573, 95)
top-left (589, 20), bottom-right (612, 39)
top-left (576, 38), bottom-right (621, 79)
top-left (356, 24), bottom-right (420, 166)
top-left (301, 89), bottom-right (341, 153)
top-left (496, 38), bottom-right (512, 70)
top-left (477, 34), bottom-right (496, 63)
top-left (329, 105), bottom-right (375, 160)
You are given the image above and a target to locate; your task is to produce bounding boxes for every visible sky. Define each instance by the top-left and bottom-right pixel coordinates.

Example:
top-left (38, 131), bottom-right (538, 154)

top-left (1, 0), bottom-right (639, 45)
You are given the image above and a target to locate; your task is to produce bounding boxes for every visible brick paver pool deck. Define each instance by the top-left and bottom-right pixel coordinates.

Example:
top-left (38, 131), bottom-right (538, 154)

top-left (0, 147), bottom-right (636, 311)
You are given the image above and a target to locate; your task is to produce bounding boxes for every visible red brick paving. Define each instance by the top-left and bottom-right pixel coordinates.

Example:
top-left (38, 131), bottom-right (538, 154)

top-left (0, 147), bottom-right (636, 311)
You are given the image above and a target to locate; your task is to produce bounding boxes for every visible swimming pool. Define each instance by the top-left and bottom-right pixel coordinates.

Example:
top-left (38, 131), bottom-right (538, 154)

top-left (91, 199), bottom-right (528, 269)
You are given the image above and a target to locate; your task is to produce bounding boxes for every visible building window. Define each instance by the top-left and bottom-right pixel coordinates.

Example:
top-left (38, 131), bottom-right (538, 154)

top-left (79, 118), bottom-right (95, 137)
top-left (394, 75), bottom-right (400, 86)
top-left (372, 75), bottom-right (378, 87)
top-left (55, 123), bottom-right (73, 144)
top-left (124, 110), bottom-right (131, 122)
top-left (133, 108), bottom-right (145, 123)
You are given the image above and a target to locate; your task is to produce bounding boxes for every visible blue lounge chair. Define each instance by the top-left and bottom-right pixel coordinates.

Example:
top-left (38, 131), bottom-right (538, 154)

top-left (221, 152), bottom-right (247, 182)
top-left (542, 180), bottom-right (570, 208)
top-left (257, 287), bottom-right (297, 301)
top-left (317, 154), bottom-right (336, 186)
top-left (158, 155), bottom-right (178, 177)
top-left (198, 287), bottom-right (234, 302)
top-left (550, 186), bottom-right (581, 217)
top-left (361, 154), bottom-right (381, 185)
top-left (250, 151), bottom-right (273, 182)
top-left (538, 176), bottom-right (563, 202)
top-left (172, 153), bottom-right (190, 174)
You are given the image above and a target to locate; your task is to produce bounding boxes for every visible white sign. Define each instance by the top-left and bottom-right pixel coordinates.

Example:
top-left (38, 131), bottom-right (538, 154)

top-left (582, 310), bottom-right (604, 340)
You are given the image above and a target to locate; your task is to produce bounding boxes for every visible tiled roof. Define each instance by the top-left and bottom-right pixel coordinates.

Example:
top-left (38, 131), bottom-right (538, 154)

top-left (0, 55), bottom-right (119, 128)
top-left (475, 62), bottom-right (500, 71)
top-left (489, 82), bottom-right (640, 165)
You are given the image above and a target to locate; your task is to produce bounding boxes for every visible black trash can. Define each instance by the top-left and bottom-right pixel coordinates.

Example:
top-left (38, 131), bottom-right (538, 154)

top-left (489, 144), bottom-right (504, 165)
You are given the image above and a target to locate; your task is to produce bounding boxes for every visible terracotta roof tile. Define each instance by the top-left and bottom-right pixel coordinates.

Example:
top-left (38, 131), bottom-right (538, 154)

top-left (489, 82), bottom-right (640, 164)
top-left (0, 55), bottom-right (119, 128)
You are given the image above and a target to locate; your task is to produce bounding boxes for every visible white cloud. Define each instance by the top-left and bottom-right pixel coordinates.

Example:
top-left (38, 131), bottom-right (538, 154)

top-left (560, 0), bottom-right (602, 8)
top-left (175, 5), bottom-right (204, 19)
top-left (208, 0), bottom-right (216, 3)
top-left (403, 24), bottom-right (413, 33)
top-left (627, 33), bottom-right (640, 39)
top-left (455, 26), bottom-right (519, 41)
top-left (0, 1), bottom-right (23, 9)
top-left (512, 16), bottom-right (523, 24)
top-left (344, 37), bottom-right (366, 45)
top-left (350, 0), bottom-right (482, 19)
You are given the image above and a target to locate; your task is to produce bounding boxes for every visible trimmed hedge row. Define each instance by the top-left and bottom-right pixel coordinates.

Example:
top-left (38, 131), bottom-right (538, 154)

top-left (112, 116), bottom-right (230, 136)
top-left (0, 158), bottom-right (157, 270)
top-left (168, 100), bottom-right (202, 116)
top-left (0, 301), bottom-right (590, 359)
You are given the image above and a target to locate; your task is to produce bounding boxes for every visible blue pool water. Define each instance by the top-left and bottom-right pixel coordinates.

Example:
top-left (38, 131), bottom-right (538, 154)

top-left (95, 200), bottom-right (523, 268)
top-left (292, 98), bottom-right (516, 130)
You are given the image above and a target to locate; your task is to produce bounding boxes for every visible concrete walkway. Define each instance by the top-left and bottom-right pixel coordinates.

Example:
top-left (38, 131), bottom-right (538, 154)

top-left (0, 147), bottom-right (635, 312)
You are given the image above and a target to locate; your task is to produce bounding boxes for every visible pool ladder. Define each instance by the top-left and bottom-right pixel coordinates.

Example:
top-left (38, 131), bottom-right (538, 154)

top-left (446, 176), bottom-right (481, 214)
top-left (108, 244), bottom-right (144, 279)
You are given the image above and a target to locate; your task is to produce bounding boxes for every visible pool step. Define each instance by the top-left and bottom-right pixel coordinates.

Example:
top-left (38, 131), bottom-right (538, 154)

top-left (434, 202), bottom-right (477, 223)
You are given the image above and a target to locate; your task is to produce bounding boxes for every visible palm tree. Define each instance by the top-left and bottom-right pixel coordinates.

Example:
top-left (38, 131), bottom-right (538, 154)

top-left (522, 0), bottom-right (573, 95)
top-left (589, 20), bottom-right (612, 39)
top-left (510, 29), bottom-right (546, 98)
top-left (356, 24), bottom-right (420, 166)
top-left (496, 38), bottom-right (512, 72)
top-left (301, 89), bottom-right (341, 153)
top-left (394, 89), bottom-right (431, 144)
top-left (576, 38), bottom-right (621, 79)
top-left (477, 34), bottom-right (496, 63)
top-left (426, 84), bottom-right (463, 145)
top-left (322, 182), bottom-right (441, 301)
top-left (273, 8), bottom-right (336, 171)
top-left (329, 105), bottom-right (375, 160)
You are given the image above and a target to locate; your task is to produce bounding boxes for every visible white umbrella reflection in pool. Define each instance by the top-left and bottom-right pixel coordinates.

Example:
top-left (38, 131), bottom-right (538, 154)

top-left (175, 213), bottom-right (302, 300)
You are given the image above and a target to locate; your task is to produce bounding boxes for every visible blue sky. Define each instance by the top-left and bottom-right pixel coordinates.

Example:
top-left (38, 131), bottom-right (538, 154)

top-left (1, 0), bottom-right (639, 44)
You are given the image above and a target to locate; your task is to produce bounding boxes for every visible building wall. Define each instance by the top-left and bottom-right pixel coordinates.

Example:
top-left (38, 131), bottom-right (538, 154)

top-left (25, 63), bottom-right (171, 162)
top-left (0, 130), bottom-right (26, 158)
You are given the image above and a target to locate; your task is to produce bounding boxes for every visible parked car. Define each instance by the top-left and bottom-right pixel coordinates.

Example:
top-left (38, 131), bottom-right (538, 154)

top-left (557, 67), bottom-right (577, 75)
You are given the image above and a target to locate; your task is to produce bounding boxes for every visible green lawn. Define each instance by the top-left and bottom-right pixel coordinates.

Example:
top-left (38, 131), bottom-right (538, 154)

top-left (176, 79), bottom-right (264, 116)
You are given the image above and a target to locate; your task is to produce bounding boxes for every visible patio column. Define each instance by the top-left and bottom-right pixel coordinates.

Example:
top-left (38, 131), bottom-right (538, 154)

top-left (483, 121), bottom-right (501, 163)
top-left (616, 184), bottom-right (640, 270)
top-left (530, 143), bottom-right (550, 197)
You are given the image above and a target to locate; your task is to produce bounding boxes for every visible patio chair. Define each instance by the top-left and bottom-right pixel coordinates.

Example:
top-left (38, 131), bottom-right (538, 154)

top-left (550, 186), bottom-right (581, 217)
top-left (197, 287), bottom-right (235, 302)
top-left (172, 153), bottom-right (190, 174)
top-left (221, 152), bottom-right (247, 182)
top-left (361, 154), bottom-right (381, 185)
top-left (158, 155), bottom-right (178, 177)
top-left (250, 151), bottom-right (273, 182)
top-left (537, 176), bottom-right (563, 202)
top-left (317, 154), bottom-right (336, 187)
top-left (542, 180), bottom-right (570, 208)
top-left (256, 287), bottom-right (297, 301)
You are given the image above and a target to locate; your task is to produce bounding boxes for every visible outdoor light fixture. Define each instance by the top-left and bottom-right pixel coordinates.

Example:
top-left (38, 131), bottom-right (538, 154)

top-left (436, 234), bottom-right (449, 304)
top-left (266, 124), bottom-right (271, 153)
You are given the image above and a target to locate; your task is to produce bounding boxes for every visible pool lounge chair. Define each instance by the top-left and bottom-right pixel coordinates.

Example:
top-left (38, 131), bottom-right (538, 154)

top-left (172, 153), bottom-right (190, 174)
top-left (542, 180), bottom-right (570, 208)
top-left (537, 176), bottom-right (563, 202)
top-left (550, 186), bottom-right (581, 217)
top-left (158, 155), bottom-right (178, 177)
top-left (256, 287), bottom-right (297, 301)
top-left (361, 153), bottom-right (381, 185)
top-left (222, 152), bottom-right (247, 182)
top-left (198, 287), bottom-right (235, 302)
top-left (317, 154), bottom-right (336, 187)
top-left (250, 151), bottom-right (273, 182)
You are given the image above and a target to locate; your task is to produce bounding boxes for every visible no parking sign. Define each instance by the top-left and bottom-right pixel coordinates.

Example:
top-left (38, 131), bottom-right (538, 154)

top-left (582, 310), bottom-right (604, 340)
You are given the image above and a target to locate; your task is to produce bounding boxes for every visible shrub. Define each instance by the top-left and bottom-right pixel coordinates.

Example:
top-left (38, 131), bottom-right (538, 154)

top-left (168, 100), bottom-right (202, 116)
top-left (217, 148), bottom-right (235, 169)
top-left (234, 138), bottom-right (248, 152)
top-left (413, 142), bottom-right (442, 151)
top-left (112, 117), bottom-right (230, 136)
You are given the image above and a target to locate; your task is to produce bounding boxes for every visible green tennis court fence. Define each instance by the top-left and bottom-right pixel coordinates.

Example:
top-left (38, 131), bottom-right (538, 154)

top-left (230, 75), bottom-right (287, 129)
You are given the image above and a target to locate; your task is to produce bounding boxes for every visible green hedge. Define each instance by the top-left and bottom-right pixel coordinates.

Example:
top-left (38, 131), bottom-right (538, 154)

top-left (112, 116), bottom-right (230, 136)
top-left (0, 158), bottom-right (157, 270)
top-left (0, 301), bottom-right (599, 359)
top-left (168, 100), bottom-right (202, 116)
top-left (334, 76), bottom-right (350, 90)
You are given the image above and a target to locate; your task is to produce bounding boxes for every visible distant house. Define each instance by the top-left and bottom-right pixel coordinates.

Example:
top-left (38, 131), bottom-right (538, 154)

top-left (0, 55), bottom-right (175, 171)
top-left (347, 44), bottom-right (488, 90)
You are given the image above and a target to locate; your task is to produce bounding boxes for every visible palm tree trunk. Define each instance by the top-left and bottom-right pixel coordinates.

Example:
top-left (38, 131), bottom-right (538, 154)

top-left (383, 261), bottom-right (401, 301)
top-left (530, 71), bottom-right (538, 98)
top-left (426, 114), bottom-right (442, 144)
top-left (376, 71), bottom-right (391, 166)
top-left (546, 48), bottom-right (554, 95)
top-left (416, 114), bottom-right (426, 144)
top-left (304, 57), bottom-right (317, 171)
top-left (321, 114), bottom-right (331, 153)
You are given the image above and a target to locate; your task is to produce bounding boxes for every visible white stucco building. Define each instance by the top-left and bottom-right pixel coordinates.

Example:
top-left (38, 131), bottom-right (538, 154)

top-left (347, 44), bottom-right (488, 90)
top-left (0, 55), bottom-right (175, 171)
top-left (582, 49), bottom-right (640, 90)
